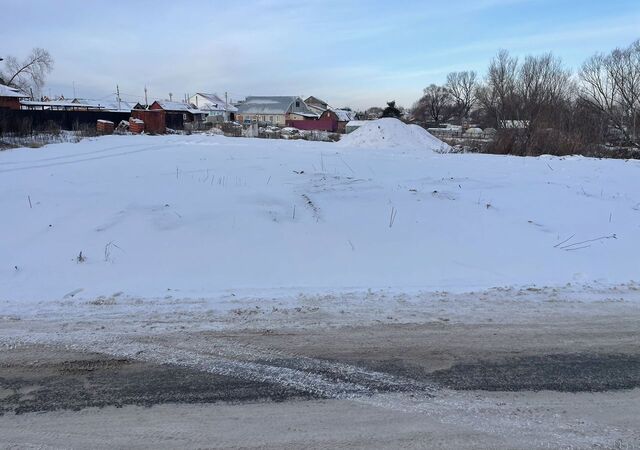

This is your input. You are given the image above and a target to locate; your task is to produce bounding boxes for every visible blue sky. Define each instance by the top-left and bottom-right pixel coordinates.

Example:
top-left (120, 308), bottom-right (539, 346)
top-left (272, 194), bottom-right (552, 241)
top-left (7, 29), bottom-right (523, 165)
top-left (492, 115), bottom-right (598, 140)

top-left (1, 0), bottom-right (638, 109)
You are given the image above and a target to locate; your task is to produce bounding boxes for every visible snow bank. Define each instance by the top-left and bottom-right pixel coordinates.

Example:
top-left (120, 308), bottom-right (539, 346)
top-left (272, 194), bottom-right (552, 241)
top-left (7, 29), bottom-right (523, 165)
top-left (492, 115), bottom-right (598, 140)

top-left (338, 118), bottom-right (451, 152)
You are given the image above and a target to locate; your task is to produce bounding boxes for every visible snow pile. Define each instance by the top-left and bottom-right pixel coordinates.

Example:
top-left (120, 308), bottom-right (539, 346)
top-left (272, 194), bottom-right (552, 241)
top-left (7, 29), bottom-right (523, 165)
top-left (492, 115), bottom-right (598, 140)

top-left (338, 118), bottom-right (451, 152)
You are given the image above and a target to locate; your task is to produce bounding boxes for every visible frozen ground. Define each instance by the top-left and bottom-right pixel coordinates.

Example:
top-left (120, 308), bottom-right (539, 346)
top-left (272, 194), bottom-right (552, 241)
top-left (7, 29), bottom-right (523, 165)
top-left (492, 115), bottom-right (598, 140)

top-left (1, 122), bottom-right (640, 448)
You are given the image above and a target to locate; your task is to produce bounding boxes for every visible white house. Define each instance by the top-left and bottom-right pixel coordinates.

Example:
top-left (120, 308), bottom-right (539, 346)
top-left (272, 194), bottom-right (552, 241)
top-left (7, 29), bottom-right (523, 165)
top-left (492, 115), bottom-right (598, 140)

top-left (236, 96), bottom-right (314, 126)
top-left (189, 93), bottom-right (237, 121)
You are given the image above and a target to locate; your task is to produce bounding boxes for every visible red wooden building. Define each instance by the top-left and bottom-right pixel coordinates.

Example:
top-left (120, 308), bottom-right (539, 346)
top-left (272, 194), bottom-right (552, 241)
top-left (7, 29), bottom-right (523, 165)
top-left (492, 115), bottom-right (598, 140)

top-left (0, 83), bottom-right (29, 110)
top-left (131, 108), bottom-right (166, 134)
top-left (285, 108), bottom-right (357, 133)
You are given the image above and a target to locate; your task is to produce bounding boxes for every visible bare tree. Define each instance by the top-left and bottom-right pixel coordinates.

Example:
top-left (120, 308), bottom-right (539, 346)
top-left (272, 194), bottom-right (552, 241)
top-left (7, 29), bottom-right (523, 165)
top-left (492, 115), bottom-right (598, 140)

top-left (415, 84), bottom-right (451, 123)
top-left (579, 40), bottom-right (639, 147)
top-left (446, 71), bottom-right (477, 120)
top-left (477, 49), bottom-right (519, 128)
top-left (518, 53), bottom-right (572, 128)
top-left (1, 48), bottom-right (54, 95)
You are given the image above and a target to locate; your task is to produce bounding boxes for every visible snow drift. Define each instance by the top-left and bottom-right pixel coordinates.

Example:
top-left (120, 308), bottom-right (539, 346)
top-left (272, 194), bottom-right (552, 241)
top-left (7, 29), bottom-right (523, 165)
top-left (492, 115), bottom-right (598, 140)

top-left (338, 118), bottom-right (451, 152)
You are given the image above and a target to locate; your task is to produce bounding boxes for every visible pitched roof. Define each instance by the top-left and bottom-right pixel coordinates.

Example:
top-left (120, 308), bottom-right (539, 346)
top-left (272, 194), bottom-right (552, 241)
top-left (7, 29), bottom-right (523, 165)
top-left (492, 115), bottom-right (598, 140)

top-left (193, 93), bottom-right (238, 112)
top-left (152, 100), bottom-right (206, 114)
top-left (236, 96), bottom-right (312, 115)
top-left (332, 108), bottom-right (356, 122)
top-left (0, 83), bottom-right (29, 98)
top-left (307, 104), bottom-right (327, 116)
top-left (305, 96), bottom-right (329, 108)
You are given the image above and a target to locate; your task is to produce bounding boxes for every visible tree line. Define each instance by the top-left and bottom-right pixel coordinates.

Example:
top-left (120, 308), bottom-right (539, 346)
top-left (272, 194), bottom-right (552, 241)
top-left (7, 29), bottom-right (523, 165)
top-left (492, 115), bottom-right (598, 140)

top-left (412, 39), bottom-right (640, 155)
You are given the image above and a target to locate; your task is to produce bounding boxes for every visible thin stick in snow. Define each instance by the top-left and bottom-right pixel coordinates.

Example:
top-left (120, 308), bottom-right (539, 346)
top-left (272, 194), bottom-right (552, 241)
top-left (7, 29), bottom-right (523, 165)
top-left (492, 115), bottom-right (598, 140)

top-left (560, 234), bottom-right (617, 250)
top-left (554, 234), bottom-right (576, 248)
top-left (389, 206), bottom-right (397, 228)
top-left (348, 239), bottom-right (355, 251)
top-left (28, 195), bottom-right (32, 209)
top-left (292, 205), bottom-right (296, 220)
top-left (267, 176), bottom-right (271, 185)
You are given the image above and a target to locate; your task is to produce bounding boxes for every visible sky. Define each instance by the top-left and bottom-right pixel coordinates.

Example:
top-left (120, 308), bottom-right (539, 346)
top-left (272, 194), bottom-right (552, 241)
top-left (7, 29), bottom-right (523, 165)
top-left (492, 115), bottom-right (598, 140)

top-left (1, 0), bottom-right (639, 110)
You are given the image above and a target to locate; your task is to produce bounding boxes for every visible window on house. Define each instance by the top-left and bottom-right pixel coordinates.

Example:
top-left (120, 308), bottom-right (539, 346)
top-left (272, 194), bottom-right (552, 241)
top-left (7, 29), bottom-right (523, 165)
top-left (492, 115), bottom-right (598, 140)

top-left (295, 101), bottom-right (300, 107)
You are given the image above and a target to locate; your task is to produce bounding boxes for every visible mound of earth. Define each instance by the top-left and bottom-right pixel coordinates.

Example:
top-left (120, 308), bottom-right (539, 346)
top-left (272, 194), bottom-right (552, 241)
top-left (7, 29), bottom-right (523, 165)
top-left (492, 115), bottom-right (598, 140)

top-left (338, 118), bottom-right (451, 152)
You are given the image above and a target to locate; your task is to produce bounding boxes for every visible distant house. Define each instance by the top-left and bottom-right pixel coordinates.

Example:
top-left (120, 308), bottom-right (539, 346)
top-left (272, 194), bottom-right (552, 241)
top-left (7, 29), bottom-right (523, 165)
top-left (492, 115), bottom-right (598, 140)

top-left (149, 100), bottom-right (206, 129)
top-left (285, 108), bottom-right (356, 133)
top-left (0, 83), bottom-right (29, 110)
top-left (189, 93), bottom-right (237, 122)
top-left (320, 109), bottom-right (357, 133)
top-left (236, 96), bottom-right (314, 126)
top-left (304, 96), bottom-right (329, 116)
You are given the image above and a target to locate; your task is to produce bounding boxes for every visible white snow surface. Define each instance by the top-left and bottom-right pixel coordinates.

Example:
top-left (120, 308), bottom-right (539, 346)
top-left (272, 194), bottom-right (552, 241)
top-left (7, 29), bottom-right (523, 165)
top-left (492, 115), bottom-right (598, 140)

top-left (339, 118), bottom-right (451, 152)
top-left (1, 133), bottom-right (639, 306)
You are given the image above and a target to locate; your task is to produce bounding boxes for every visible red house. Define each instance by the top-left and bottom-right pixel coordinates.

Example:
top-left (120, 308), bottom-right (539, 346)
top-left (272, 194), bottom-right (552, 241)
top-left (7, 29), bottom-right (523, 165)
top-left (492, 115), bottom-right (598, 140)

top-left (285, 108), bottom-right (357, 133)
top-left (0, 83), bottom-right (29, 110)
top-left (149, 100), bottom-right (206, 130)
top-left (319, 109), bottom-right (356, 134)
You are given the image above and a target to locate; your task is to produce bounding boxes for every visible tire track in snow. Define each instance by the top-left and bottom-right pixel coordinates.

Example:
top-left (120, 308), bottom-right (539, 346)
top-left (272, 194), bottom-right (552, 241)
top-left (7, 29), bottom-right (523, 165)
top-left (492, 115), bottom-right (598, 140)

top-left (0, 143), bottom-right (148, 165)
top-left (0, 144), bottom-right (176, 173)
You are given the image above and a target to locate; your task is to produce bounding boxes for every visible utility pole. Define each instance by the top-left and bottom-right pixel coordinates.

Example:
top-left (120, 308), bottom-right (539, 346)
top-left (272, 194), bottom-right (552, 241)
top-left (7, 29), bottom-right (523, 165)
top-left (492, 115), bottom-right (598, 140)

top-left (225, 91), bottom-right (229, 121)
top-left (116, 85), bottom-right (121, 111)
top-left (169, 92), bottom-right (173, 101)
top-left (144, 86), bottom-right (148, 107)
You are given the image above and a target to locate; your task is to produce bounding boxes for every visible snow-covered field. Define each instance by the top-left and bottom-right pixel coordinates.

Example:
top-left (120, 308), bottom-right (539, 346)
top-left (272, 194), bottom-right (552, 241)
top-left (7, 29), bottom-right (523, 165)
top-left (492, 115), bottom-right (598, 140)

top-left (1, 119), bottom-right (639, 314)
top-left (2, 120), bottom-right (640, 449)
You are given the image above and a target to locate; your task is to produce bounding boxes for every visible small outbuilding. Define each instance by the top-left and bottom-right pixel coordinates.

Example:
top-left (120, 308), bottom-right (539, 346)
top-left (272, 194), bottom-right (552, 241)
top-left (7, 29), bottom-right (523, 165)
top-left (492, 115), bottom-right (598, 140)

top-left (131, 108), bottom-right (166, 134)
top-left (320, 109), bottom-right (356, 133)
top-left (0, 83), bottom-right (29, 110)
top-left (149, 100), bottom-right (206, 130)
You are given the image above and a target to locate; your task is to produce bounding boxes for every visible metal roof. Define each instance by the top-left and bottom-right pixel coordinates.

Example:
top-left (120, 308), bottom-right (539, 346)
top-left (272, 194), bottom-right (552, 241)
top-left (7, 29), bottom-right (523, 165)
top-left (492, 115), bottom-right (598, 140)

top-left (236, 96), bottom-right (312, 115)
top-left (193, 93), bottom-right (238, 112)
top-left (152, 100), bottom-right (206, 114)
top-left (332, 109), bottom-right (356, 122)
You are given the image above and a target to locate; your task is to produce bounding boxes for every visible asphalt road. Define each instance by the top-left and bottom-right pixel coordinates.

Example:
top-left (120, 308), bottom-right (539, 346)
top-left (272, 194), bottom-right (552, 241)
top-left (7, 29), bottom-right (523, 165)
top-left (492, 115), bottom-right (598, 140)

top-left (2, 312), bottom-right (640, 449)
